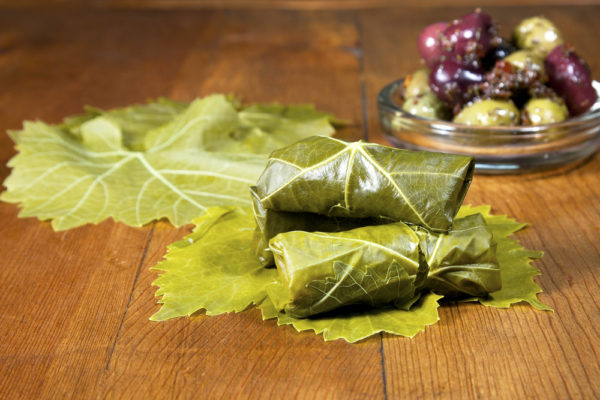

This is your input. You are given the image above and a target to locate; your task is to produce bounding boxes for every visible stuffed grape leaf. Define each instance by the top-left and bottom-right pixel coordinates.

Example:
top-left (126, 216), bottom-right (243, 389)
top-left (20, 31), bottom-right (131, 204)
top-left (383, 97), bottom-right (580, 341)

top-left (1, 95), bottom-right (337, 230)
top-left (267, 222), bottom-right (427, 318)
top-left (457, 205), bottom-right (551, 310)
top-left (415, 213), bottom-right (502, 297)
top-left (249, 185), bottom-right (381, 266)
top-left (254, 136), bottom-right (474, 232)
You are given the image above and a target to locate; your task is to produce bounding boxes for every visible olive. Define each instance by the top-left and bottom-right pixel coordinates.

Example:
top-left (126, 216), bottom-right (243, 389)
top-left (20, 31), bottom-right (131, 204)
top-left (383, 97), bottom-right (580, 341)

top-left (504, 50), bottom-right (547, 81)
top-left (418, 22), bottom-right (448, 67)
top-left (440, 11), bottom-right (496, 60)
top-left (482, 38), bottom-right (516, 70)
top-left (545, 44), bottom-right (598, 115)
top-left (522, 98), bottom-right (569, 125)
top-left (513, 16), bottom-right (563, 54)
top-left (429, 58), bottom-right (485, 107)
top-left (453, 99), bottom-right (520, 126)
top-left (402, 92), bottom-right (451, 120)
top-left (403, 68), bottom-right (431, 98)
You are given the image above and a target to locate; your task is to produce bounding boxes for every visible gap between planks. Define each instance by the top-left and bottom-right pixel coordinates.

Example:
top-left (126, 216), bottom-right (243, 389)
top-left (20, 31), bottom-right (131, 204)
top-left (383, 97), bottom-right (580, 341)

top-left (354, 10), bottom-right (389, 400)
top-left (354, 11), bottom-right (370, 142)
top-left (105, 223), bottom-right (156, 370)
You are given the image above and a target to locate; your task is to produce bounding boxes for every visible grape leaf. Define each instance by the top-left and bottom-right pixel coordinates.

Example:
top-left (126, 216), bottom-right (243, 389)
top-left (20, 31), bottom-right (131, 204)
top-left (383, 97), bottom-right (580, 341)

top-left (235, 104), bottom-right (340, 154)
top-left (254, 136), bottom-right (474, 232)
top-left (457, 205), bottom-right (551, 310)
top-left (151, 206), bottom-right (279, 320)
top-left (67, 98), bottom-right (188, 151)
top-left (149, 204), bottom-right (548, 342)
top-left (149, 204), bottom-right (440, 340)
top-left (1, 95), bottom-right (336, 230)
top-left (259, 293), bottom-right (442, 342)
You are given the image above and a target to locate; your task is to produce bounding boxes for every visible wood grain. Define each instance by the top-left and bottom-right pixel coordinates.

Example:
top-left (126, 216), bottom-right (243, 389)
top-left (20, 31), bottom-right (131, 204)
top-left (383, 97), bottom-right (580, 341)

top-left (2, 0), bottom-right (600, 9)
top-left (1, 5), bottom-right (599, 400)
top-left (360, 7), bottom-right (600, 398)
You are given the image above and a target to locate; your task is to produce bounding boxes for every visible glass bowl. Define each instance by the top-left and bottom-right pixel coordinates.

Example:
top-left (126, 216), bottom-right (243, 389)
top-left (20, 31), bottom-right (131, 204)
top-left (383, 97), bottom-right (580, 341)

top-left (378, 79), bottom-right (600, 174)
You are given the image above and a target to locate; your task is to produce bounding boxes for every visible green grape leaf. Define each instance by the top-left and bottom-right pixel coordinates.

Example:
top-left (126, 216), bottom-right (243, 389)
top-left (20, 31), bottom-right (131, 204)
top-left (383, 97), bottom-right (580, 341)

top-left (151, 206), bottom-right (279, 321)
top-left (149, 204), bottom-right (548, 342)
top-left (1, 95), bottom-right (337, 230)
top-left (307, 260), bottom-right (416, 311)
top-left (457, 205), bottom-right (551, 310)
top-left (149, 204), bottom-right (441, 340)
top-left (259, 292), bottom-right (443, 342)
top-left (254, 136), bottom-right (474, 232)
top-left (69, 98), bottom-right (188, 151)
top-left (235, 104), bottom-right (336, 154)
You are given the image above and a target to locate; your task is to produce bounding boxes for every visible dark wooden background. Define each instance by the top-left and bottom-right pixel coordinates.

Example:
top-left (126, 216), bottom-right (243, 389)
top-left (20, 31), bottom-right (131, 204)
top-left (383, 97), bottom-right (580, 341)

top-left (1, 3), bottom-right (599, 399)
top-left (2, 0), bottom-right (600, 8)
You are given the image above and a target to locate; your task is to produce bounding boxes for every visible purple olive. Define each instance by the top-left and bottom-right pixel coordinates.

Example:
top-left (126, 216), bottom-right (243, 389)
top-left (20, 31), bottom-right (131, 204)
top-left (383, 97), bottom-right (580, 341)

top-left (429, 58), bottom-right (485, 106)
top-left (418, 22), bottom-right (448, 67)
top-left (440, 11), bottom-right (496, 60)
top-left (482, 38), bottom-right (516, 70)
top-left (545, 44), bottom-right (598, 115)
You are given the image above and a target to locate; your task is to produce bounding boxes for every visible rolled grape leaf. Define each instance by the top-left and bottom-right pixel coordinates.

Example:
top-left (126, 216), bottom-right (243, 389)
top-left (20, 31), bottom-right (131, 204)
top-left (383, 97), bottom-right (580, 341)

top-left (267, 222), bottom-right (428, 318)
top-left (414, 213), bottom-right (501, 297)
top-left (457, 205), bottom-right (551, 310)
top-left (249, 185), bottom-right (381, 266)
top-left (254, 136), bottom-right (474, 232)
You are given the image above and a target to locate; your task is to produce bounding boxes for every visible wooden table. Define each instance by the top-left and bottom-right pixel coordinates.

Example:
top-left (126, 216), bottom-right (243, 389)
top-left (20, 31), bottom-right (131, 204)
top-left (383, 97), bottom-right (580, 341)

top-left (1, 5), bottom-right (599, 399)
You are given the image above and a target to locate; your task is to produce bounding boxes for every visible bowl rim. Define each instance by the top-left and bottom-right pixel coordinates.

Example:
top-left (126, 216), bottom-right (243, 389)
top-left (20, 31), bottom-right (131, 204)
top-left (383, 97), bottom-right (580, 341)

top-left (378, 78), bottom-right (600, 140)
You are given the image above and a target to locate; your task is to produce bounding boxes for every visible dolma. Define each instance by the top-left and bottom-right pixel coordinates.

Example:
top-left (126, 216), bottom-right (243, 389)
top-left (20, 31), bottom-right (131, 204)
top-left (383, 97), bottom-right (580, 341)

top-left (250, 186), bottom-right (382, 266)
top-left (267, 222), bottom-right (428, 318)
top-left (414, 213), bottom-right (501, 297)
top-left (255, 136), bottom-right (474, 232)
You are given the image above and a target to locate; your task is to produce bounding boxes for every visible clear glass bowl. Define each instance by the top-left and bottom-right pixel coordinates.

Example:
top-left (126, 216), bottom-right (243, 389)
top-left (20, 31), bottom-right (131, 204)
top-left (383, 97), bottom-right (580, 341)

top-left (378, 79), bottom-right (600, 174)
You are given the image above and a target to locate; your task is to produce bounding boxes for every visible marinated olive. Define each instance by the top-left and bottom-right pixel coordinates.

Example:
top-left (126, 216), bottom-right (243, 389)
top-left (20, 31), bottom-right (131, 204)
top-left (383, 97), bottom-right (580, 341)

top-left (453, 99), bottom-right (520, 126)
top-left (403, 68), bottom-right (431, 98)
top-left (429, 59), bottom-right (485, 107)
top-left (482, 38), bottom-right (516, 70)
top-left (522, 98), bottom-right (568, 125)
top-left (440, 11), bottom-right (496, 60)
top-left (545, 44), bottom-right (598, 115)
top-left (504, 50), bottom-right (547, 81)
top-left (513, 16), bottom-right (563, 54)
top-left (405, 12), bottom-right (595, 126)
top-left (418, 22), bottom-right (448, 67)
top-left (402, 93), bottom-right (451, 120)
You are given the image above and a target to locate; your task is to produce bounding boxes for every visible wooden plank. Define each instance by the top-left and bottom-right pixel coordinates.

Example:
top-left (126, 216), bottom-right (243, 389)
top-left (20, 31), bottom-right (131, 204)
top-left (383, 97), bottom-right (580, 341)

top-left (359, 6), bottom-right (600, 398)
top-left (0, 204), bottom-right (155, 398)
top-left (101, 225), bottom-right (384, 399)
top-left (99, 9), bottom-right (385, 399)
top-left (1, 5), bottom-right (600, 399)
top-left (3, 0), bottom-right (600, 10)
top-left (169, 9), bottom-right (365, 131)
top-left (0, 9), bottom-right (218, 399)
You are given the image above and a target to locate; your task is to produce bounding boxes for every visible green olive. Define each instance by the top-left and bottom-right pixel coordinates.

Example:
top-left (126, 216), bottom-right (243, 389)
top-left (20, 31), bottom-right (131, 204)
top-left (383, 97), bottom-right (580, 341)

top-left (453, 99), bottom-right (520, 126)
top-left (523, 98), bottom-right (569, 125)
top-left (403, 68), bottom-right (431, 98)
top-left (402, 93), bottom-right (450, 120)
top-left (513, 16), bottom-right (564, 54)
top-left (504, 50), bottom-right (547, 81)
